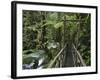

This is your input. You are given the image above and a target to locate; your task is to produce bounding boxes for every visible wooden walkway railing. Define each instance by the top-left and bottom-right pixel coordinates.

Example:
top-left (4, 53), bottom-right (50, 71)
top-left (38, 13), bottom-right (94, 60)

top-left (48, 44), bottom-right (67, 68)
top-left (72, 44), bottom-right (86, 66)
top-left (48, 43), bottom-right (86, 68)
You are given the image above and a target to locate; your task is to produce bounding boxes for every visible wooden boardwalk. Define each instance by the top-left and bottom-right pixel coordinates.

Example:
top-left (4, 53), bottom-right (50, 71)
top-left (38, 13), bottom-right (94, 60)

top-left (48, 43), bottom-right (86, 68)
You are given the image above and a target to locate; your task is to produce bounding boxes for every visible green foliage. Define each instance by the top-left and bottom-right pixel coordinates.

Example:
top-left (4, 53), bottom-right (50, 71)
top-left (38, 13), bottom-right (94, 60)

top-left (23, 10), bottom-right (91, 69)
top-left (54, 22), bottom-right (63, 29)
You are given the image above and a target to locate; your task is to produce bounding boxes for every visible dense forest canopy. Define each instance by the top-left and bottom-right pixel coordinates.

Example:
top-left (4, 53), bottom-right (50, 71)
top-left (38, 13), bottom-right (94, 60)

top-left (22, 10), bottom-right (91, 69)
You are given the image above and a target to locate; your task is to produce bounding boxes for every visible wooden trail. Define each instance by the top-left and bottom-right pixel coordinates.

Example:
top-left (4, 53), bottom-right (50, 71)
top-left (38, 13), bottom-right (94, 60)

top-left (48, 43), bottom-right (86, 68)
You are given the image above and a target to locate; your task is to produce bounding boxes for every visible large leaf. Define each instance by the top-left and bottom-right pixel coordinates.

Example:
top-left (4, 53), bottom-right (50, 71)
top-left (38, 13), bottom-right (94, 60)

top-left (54, 22), bottom-right (63, 29)
top-left (41, 21), bottom-right (54, 27)
top-left (47, 13), bottom-right (58, 21)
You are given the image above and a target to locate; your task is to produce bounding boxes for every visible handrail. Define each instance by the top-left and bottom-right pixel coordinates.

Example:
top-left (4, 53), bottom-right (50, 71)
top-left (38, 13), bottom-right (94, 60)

top-left (72, 44), bottom-right (86, 66)
top-left (48, 43), bottom-right (86, 68)
top-left (48, 44), bottom-right (66, 68)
